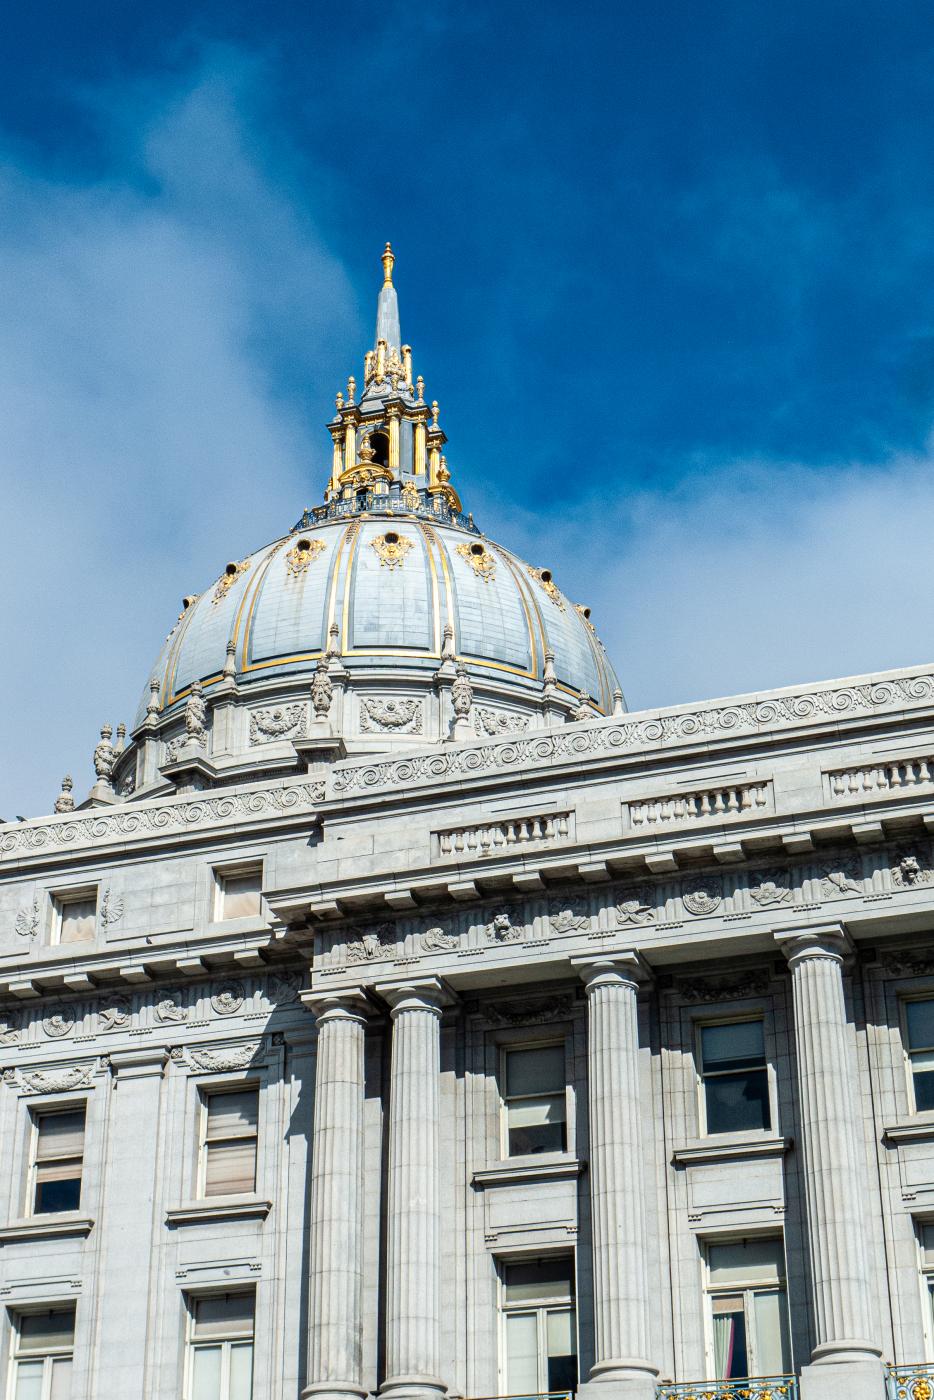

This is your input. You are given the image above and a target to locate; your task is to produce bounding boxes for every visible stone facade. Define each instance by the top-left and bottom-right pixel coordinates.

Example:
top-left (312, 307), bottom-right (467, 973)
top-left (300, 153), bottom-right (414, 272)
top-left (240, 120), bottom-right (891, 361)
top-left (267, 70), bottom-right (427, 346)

top-left (3, 248), bottom-right (934, 1400)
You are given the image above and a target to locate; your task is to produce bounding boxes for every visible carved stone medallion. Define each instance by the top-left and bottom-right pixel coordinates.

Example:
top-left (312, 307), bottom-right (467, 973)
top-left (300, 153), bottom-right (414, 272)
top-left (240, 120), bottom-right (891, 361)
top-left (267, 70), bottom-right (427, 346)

top-left (820, 857), bottom-right (863, 899)
top-left (615, 887), bottom-right (655, 926)
top-left (474, 707), bottom-right (530, 737)
top-left (548, 901), bottom-right (590, 934)
top-left (360, 697), bottom-right (423, 734)
top-left (99, 996), bottom-right (132, 1031)
top-left (212, 981), bottom-right (246, 1016)
top-left (249, 705), bottom-right (307, 746)
top-left (155, 991), bottom-right (188, 1025)
top-left (681, 876), bottom-right (724, 917)
top-left (99, 887), bottom-right (124, 927)
top-left (43, 1008), bottom-right (75, 1039)
top-left (15, 894), bottom-right (41, 940)
top-left (749, 869), bottom-right (792, 907)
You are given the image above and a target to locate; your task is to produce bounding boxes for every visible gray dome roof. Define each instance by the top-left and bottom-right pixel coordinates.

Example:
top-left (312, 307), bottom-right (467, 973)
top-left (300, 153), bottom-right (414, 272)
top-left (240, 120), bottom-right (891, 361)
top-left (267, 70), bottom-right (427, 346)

top-left (138, 511), bottom-right (620, 726)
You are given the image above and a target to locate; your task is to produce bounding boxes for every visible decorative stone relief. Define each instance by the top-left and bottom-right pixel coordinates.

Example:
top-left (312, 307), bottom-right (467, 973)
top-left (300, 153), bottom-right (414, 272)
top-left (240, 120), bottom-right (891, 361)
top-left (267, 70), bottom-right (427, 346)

top-left (455, 540), bottom-right (497, 581)
top-left (820, 858), bottom-right (863, 899)
top-left (360, 697), bottom-right (423, 735)
top-left (677, 971), bottom-right (771, 1003)
top-left (19, 1066), bottom-right (94, 1094)
top-left (486, 911), bottom-right (522, 943)
top-left (548, 900), bottom-right (590, 934)
top-left (99, 888), bottom-right (124, 927)
top-left (188, 1042), bottom-right (261, 1072)
top-left (0, 1015), bottom-right (20, 1045)
top-left (526, 565), bottom-right (565, 609)
top-left (451, 667), bottom-right (473, 720)
top-left (483, 994), bottom-right (573, 1027)
top-left (0, 782), bottom-right (323, 861)
top-left (311, 659), bottom-right (333, 721)
top-left (330, 671), bottom-right (934, 797)
top-left (211, 981), bottom-right (246, 1016)
top-left (184, 683), bottom-right (208, 751)
top-left (615, 887), bottom-right (655, 925)
top-left (15, 893), bottom-right (41, 939)
top-left (474, 707), bottom-right (530, 737)
top-left (285, 536), bottom-right (326, 576)
top-left (155, 991), bottom-right (188, 1025)
top-left (882, 951), bottom-right (934, 977)
top-left (120, 772), bottom-right (137, 797)
top-left (892, 850), bottom-right (934, 888)
top-left (371, 532), bottom-right (413, 570)
top-left (212, 559), bottom-right (250, 604)
top-left (43, 1009), bottom-right (75, 1039)
top-left (99, 996), bottom-right (131, 1031)
top-left (749, 870), bottom-right (792, 907)
top-left (268, 969), bottom-right (302, 1003)
top-left (249, 705), bottom-right (307, 746)
top-left (420, 926), bottom-right (459, 953)
top-left (345, 924), bottom-right (396, 963)
top-left (681, 876), bottom-right (724, 917)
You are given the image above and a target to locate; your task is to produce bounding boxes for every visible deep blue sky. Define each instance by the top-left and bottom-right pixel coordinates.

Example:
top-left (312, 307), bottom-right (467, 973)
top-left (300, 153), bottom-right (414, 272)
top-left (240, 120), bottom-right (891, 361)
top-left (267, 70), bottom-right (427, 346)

top-left (3, 1), bottom-right (934, 815)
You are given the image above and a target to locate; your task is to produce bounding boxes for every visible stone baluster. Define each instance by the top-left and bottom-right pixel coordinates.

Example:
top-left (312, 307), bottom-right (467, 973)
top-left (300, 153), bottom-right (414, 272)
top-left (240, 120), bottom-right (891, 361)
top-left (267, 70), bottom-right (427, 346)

top-left (301, 989), bottom-right (370, 1400)
top-left (377, 978), bottom-right (448, 1400)
top-left (573, 953), bottom-right (658, 1400)
top-left (778, 926), bottom-right (884, 1400)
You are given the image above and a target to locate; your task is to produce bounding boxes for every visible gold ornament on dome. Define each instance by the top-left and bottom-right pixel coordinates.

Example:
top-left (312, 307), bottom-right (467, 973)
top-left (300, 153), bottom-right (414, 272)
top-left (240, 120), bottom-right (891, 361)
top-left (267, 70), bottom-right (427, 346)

top-left (527, 565), bottom-right (565, 610)
top-left (456, 540), bottom-right (497, 582)
top-left (285, 536), bottom-right (326, 577)
top-left (371, 530), bottom-right (414, 570)
top-left (401, 481), bottom-right (420, 513)
top-left (212, 559), bottom-right (250, 604)
top-left (574, 602), bottom-right (597, 633)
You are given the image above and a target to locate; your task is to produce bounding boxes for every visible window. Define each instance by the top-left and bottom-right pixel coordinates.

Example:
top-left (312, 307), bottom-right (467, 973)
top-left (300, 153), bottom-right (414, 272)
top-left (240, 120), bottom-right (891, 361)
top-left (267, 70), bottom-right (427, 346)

top-left (10, 1306), bottom-right (75, 1399)
top-left (706, 1239), bottom-right (790, 1380)
top-left (30, 1107), bottom-right (85, 1214)
top-left (187, 1292), bottom-right (254, 1400)
top-left (906, 1000), bottom-right (934, 1112)
top-left (502, 1044), bottom-right (567, 1157)
top-left (700, 1020), bottom-right (771, 1135)
top-left (200, 1088), bottom-right (258, 1197)
top-left (214, 867), bottom-right (262, 922)
top-left (54, 892), bottom-right (97, 945)
top-left (918, 1222), bottom-right (934, 1344)
top-left (501, 1258), bottom-right (577, 1396)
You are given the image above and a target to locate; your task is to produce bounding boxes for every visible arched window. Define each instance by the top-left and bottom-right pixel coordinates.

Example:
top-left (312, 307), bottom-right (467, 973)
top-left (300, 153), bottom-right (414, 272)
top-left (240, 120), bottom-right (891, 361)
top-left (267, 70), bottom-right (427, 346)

top-left (370, 431), bottom-right (390, 467)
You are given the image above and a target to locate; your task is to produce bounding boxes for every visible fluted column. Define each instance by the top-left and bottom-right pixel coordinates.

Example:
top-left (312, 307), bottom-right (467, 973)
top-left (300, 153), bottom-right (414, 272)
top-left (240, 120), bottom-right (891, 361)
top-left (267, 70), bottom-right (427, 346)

top-left (377, 979), bottom-right (448, 1400)
top-left (573, 953), bottom-right (658, 1400)
top-left (778, 926), bottom-right (884, 1400)
top-left (301, 989), bottom-right (370, 1400)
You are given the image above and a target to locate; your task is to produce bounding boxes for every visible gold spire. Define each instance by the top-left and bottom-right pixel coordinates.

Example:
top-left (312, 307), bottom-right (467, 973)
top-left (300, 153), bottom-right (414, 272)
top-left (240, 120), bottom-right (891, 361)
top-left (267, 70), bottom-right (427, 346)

top-left (381, 241), bottom-right (395, 287)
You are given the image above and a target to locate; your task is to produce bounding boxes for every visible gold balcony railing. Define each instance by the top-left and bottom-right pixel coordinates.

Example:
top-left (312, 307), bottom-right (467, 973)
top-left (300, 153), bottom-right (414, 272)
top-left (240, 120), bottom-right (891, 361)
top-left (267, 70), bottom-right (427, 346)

top-left (656, 1379), bottom-right (798, 1400)
top-left (887, 1364), bottom-right (934, 1400)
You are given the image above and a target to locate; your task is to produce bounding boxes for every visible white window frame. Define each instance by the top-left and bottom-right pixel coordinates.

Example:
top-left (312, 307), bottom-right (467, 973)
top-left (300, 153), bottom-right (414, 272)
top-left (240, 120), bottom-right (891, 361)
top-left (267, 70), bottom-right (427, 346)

top-left (703, 1236), bottom-right (791, 1381)
top-left (916, 1220), bottom-right (934, 1360)
top-left (27, 1102), bottom-right (87, 1218)
top-left (212, 863), bottom-right (264, 925)
top-left (498, 1257), bottom-right (577, 1397)
top-left (197, 1082), bottom-right (259, 1200)
top-left (7, 1304), bottom-right (76, 1400)
top-left (499, 1039), bottom-right (570, 1160)
top-left (696, 1015), bottom-right (775, 1138)
top-left (50, 886), bottom-right (99, 947)
top-left (184, 1289), bottom-right (255, 1400)
top-left (901, 996), bottom-right (934, 1116)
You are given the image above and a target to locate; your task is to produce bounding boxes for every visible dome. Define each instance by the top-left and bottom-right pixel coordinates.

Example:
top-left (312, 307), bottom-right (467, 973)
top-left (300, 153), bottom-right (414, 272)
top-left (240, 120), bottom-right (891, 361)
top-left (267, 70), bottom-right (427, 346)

top-left (137, 511), bottom-right (620, 729)
top-left (123, 244), bottom-right (624, 789)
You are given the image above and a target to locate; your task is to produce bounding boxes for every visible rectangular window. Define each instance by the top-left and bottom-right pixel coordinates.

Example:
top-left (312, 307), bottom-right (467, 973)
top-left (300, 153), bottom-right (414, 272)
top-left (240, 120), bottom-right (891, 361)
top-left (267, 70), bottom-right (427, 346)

top-left (918, 1221), bottom-right (934, 1343)
top-left (502, 1258), bottom-right (577, 1395)
top-left (706, 1238), bottom-right (791, 1380)
top-left (10, 1305), bottom-right (75, 1399)
top-left (31, 1107), bottom-right (86, 1215)
top-left (201, 1088), bottom-right (258, 1197)
top-left (187, 1291), bottom-right (254, 1400)
top-left (54, 892), bottom-right (97, 945)
top-left (214, 867), bottom-right (262, 923)
top-left (503, 1044), bottom-right (568, 1157)
top-left (700, 1020), bottom-right (771, 1135)
top-left (906, 1000), bottom-right (934, 1112)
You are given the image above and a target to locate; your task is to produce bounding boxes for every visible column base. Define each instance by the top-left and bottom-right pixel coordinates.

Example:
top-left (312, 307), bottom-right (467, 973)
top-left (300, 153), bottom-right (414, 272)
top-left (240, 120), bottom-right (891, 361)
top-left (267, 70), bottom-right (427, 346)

top-left (577, 1359), bottom-right (659, 1400)
top-left (378, 1375), bottom-right (447, 1400)
top-left (301, 1384), bottom-right (369, 1400)
top-left (799, 1349), bottom-right (886, 1400)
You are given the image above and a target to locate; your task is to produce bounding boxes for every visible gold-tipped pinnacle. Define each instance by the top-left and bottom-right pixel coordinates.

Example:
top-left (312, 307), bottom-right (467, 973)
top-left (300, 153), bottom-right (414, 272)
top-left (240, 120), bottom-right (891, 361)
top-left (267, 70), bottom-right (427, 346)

top-left (381, 241), bottom-right (395, 287)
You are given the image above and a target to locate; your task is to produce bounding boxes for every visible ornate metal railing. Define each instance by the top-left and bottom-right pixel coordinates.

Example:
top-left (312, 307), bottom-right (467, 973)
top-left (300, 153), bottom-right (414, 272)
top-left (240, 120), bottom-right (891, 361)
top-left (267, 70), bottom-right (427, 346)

top-left (656, 1379), bottom-right (798, 1400)
top-left (293, 488), bottom-right (480, 535)
top-left (887, 1365), bottom-right (934, 1400)
top-left (467, 1393), bottom-right (572, 1400)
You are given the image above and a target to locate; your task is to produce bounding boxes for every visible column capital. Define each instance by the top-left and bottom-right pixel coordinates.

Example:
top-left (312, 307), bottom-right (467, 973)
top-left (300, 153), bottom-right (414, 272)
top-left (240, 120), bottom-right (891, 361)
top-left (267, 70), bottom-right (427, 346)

top-left (775, 922), bottom-right (853, 969)
top-left (572, 949), bottom-right (653, 993)
top-left (300, 985), bottom-right (371, 1026)
top-left (374, 976), bottom-right (454, 1018)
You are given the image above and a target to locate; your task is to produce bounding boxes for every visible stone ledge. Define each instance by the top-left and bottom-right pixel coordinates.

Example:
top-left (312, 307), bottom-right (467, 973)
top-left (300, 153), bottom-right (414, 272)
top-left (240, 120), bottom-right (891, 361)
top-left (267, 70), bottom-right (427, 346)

top-left (671, 1134), bottom-right (792, 1166)
top-left (165, 1196), bottom-right (273, 1226)
top-left (883, 1118), bottom-right (934, 1146)
top-left (471, 1156), bottom-right (585, 1188)
top-left (0, 1213), bottom-right (95, 1243)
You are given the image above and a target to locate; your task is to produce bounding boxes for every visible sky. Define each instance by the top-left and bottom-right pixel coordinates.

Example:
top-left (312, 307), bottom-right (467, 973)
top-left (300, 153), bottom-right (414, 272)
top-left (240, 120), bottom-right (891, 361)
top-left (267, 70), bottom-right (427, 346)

top-left (2, 0), bottom-right (934, 817)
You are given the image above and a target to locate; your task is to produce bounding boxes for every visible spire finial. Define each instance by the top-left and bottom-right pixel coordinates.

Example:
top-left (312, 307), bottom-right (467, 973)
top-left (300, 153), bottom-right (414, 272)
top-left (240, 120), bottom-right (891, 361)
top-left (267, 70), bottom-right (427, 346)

top-left (381, 242), bottom-right (395, 287)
